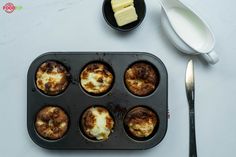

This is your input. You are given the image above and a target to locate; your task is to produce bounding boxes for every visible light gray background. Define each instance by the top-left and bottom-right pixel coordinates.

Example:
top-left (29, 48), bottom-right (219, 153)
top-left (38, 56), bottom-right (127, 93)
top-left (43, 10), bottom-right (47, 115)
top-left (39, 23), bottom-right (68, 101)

top-left (0, 0), bottom-right (236, 156)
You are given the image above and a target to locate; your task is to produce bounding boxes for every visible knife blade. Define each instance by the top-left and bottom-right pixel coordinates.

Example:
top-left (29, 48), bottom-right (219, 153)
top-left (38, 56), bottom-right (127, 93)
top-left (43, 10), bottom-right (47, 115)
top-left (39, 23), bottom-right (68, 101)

top-left (185, 59), bottom-right (197, 157)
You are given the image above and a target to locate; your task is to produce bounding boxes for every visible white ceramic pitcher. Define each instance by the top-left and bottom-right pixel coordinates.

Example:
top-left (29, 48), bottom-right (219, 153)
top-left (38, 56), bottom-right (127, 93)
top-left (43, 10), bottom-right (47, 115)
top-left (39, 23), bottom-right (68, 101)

top-left (160, 0), bottom-right (219, 64)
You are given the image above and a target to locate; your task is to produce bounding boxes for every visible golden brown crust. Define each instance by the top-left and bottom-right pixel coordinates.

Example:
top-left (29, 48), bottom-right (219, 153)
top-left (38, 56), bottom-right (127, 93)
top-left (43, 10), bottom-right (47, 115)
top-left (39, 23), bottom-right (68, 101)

top-left (36, 61), bottom-right (70, 95)
top-left (81, 106), bottom-right (114, 140)
top-left (125, 62), bottom-right (158, 96)
top-left (124, 107), bottom-right (158, 138)
top-left (82, 109), bottom-right (96, 131)
top-left (80, 63), bottom-right (113, 95)
top-left (35, 106), bottom-right (69, 140)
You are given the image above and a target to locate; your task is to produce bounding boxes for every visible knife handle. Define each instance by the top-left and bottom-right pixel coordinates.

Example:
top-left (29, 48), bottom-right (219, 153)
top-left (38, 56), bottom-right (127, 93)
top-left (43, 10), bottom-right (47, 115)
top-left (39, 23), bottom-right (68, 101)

top-left (189, 111), bottom-right (197, 157)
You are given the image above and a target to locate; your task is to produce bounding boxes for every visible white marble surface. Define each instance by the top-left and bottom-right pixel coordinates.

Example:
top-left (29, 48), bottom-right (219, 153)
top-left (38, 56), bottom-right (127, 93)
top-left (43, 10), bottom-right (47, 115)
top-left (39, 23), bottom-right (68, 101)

top-left (0, 0), bottom-right (236, 156)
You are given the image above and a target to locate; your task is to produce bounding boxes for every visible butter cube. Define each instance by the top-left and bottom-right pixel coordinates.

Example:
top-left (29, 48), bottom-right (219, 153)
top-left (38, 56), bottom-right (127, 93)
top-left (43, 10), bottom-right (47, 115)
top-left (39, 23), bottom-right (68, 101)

top-left (111, 0), bottom-right (134, 12)
top-left (114, 5), bottom-right (138, 26)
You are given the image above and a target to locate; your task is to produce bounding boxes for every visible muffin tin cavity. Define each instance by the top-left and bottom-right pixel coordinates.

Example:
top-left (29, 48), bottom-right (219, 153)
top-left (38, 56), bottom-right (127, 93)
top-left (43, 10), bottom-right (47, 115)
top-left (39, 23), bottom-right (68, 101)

top-left (27, 52), bottom-right (168, 150)
top-left (35, 106), bottom-right (69, 140)
top-left (124, 61), bottom-right (159, 96)
top-left (80, 62), bottom-right (114, 96)
top-left (80, 106), bottom-right (114, 141)
top-left (35, 61), bottom-right (70, 96)
top-left (124, 106), bottom-right (159, 141)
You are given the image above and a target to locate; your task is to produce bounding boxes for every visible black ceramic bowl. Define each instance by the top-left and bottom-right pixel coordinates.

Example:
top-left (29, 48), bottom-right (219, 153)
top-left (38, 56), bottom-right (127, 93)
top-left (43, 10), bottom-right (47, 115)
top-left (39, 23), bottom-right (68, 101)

top-left (102, 0), bottom-right (146, 32)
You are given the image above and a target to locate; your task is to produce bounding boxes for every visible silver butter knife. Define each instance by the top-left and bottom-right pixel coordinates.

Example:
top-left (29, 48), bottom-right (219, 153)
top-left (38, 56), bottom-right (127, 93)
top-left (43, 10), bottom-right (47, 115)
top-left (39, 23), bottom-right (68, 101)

top-left (185, 59), bottom-right (197, 157)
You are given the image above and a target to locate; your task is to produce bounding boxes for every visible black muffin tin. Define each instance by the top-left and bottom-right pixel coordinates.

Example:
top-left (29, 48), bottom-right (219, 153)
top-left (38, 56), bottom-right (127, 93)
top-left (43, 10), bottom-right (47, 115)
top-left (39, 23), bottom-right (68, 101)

top-left (27, 52), bottom-right (168, 150)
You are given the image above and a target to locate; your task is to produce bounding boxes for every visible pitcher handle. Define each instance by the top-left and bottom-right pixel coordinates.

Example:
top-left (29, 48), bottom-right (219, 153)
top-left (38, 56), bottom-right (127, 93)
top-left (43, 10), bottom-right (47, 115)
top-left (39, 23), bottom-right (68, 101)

top-left (201, 50), bottom-right (219, 64)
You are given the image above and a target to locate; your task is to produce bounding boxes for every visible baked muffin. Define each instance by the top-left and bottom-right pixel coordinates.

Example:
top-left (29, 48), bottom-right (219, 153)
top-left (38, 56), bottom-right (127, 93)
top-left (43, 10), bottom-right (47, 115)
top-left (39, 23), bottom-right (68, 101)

top-left (81, 106), bottom-right (114, 140)
top-left (124, 107), bottom-right (158, 139)
top-left (125, 62), bottom-right (158, 96)
top-left (80, 63), bottom-right (113, 95)
top-left (36, 61), bottom-right (70, 95)
top-left (35, 106), bottom-right (69, 140)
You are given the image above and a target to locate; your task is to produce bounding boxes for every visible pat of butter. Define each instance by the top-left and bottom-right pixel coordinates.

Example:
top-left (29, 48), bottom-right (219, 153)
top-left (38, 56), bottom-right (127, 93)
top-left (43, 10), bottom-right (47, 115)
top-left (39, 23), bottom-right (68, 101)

top-left (114, 5), bottom-right (138, 27)
top-left (111, 0), bottom-right (134, 12)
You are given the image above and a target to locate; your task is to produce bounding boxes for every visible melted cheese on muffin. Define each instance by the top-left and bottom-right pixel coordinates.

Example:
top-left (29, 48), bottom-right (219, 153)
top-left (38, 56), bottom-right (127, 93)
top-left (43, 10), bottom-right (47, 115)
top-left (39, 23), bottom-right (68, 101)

top-left (36, 61), bottom-right (69, 95)
top-left (128, 119), bottom-right (156, 137)
top-left (80, 63), bottom-right (113, 94)
top-left (82, 107), bottom-right (114, 140)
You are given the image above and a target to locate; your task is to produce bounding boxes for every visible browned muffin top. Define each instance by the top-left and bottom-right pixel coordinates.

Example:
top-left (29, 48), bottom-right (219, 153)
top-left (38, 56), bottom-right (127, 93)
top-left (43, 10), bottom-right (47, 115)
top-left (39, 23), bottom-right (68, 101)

top-left (81, 106), bottom-right (114, 140)
top-left (124, 107), bottom-right (158, 138)
top-left (80, 63), bottom-right (113, 95)
top-left (36, 61), bottom-right (69, 95)
top-left (35, 106), bottom-right (69, 140)
top-left (125, 62), bottom-right (158, 96)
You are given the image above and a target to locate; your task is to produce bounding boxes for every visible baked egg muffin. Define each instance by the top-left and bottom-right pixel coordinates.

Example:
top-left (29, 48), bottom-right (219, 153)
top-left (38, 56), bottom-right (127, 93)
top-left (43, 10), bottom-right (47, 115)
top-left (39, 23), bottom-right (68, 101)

top-left (124, 106), bottom-right (158, 139)
top-left (35, 106), bottom-right (69, 140)
top-left (36, 61), bottom-right (70, 95)
top-left (81, 106), bottom-right (114, 140)
top-left (125, 62), bottom-right (158, 96)
top-left (80, 63), bottom-right (113, 95)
